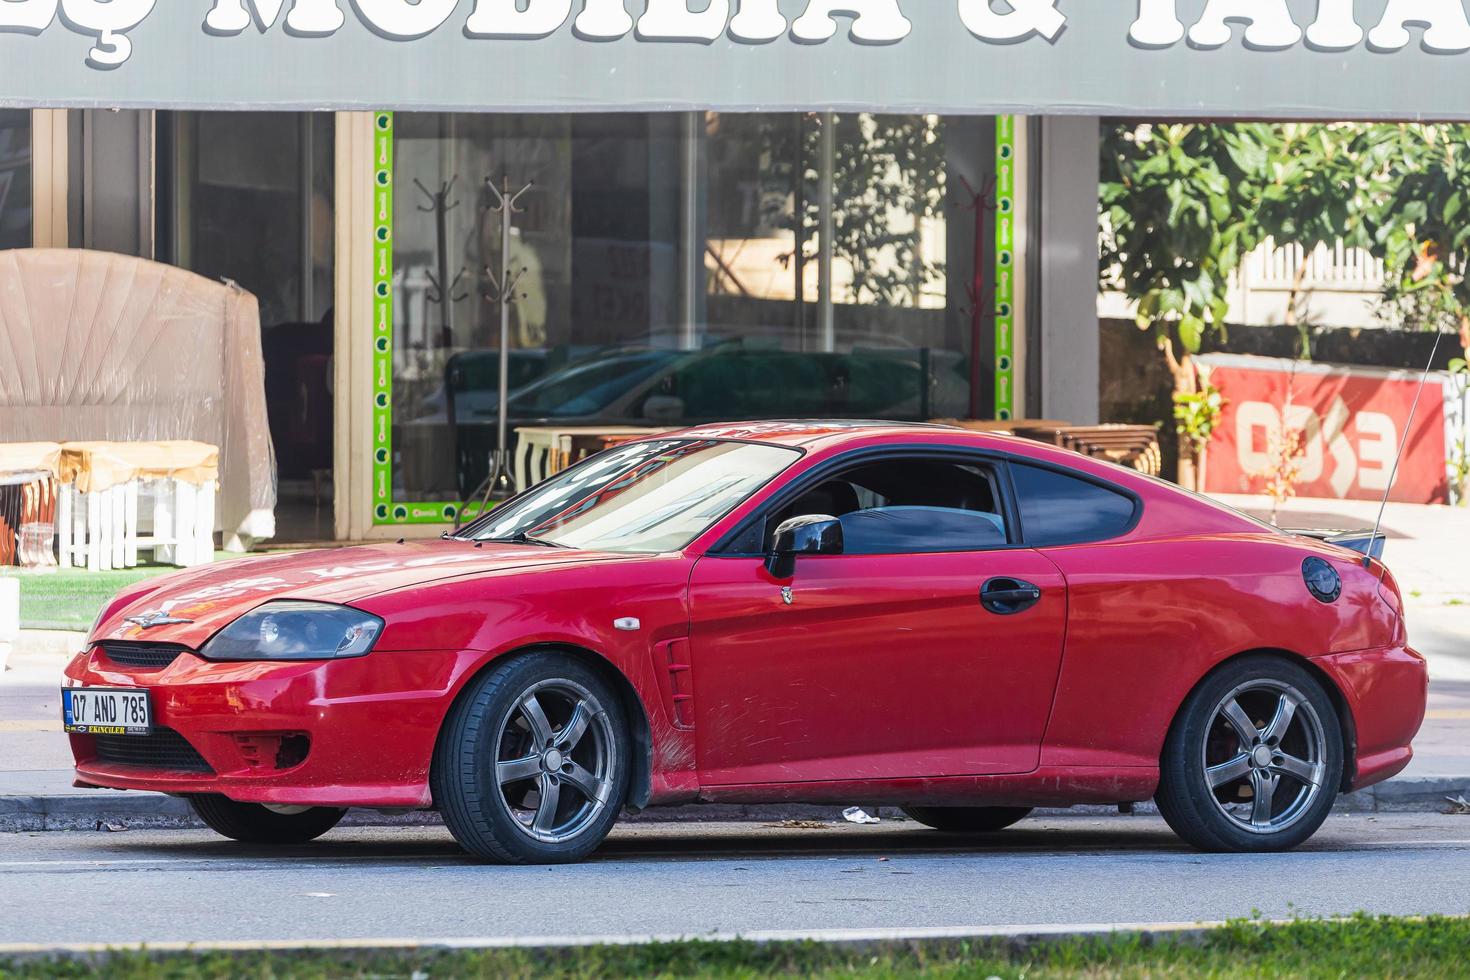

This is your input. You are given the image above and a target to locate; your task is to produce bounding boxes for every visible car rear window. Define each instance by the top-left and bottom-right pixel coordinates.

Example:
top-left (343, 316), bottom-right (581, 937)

top-left (1010, 462), bottom-right (1138, 546)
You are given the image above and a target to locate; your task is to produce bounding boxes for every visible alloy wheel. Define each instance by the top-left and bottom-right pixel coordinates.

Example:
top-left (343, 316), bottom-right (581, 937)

top-left (1202, 679), bottom-right (1328, 835)
top-left (492, 679), bottom-right (616, 844)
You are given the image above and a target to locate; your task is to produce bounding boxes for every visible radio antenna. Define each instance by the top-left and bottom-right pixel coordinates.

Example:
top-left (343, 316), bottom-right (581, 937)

top-left (1364, 328), bottom-right (1445, 571)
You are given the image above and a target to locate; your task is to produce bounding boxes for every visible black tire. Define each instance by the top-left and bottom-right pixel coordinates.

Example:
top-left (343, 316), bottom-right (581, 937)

top-left (188, 794), bottom-right (345, 844)
top-left (434, 651), bottom-right (630, 864)
top-left (901, 806), bottom-right (1033, 833)
top-left (1156, 655), bottom-right (1343, 853)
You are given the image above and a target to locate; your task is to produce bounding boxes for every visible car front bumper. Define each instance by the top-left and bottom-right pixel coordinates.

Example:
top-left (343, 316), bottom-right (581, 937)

top-left (63, 643), bottom-right (478, 809)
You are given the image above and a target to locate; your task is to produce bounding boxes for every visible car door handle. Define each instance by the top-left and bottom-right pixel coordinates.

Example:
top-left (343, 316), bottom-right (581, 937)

top-left (981, 578), bottom-right (1043, 615)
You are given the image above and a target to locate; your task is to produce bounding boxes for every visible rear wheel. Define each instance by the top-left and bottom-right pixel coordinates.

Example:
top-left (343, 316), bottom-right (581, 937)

top-left (434, 652), bottom-right (630, 864)
top-left (1157, 656), bottom-right (1343, 853)
top-left (901, 806), bottom-right (1033, 833)
top-left (188, 795), bottom-right (345, 844)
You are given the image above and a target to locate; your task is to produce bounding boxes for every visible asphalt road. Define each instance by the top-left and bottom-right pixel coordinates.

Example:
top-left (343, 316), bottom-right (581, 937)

top-left (3, 814), bottom-right (1469, 949)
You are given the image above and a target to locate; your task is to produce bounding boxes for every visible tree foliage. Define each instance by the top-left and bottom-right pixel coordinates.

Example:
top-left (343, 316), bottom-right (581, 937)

top-left (1101, 119), bottom-right (1470, 488)
top-left (1104, 120), bottom-right (1470, 343)
top-left (1365, 125), bottom-right (1470, 340)
top-left (1099, 124), bottom-right (1269, 355)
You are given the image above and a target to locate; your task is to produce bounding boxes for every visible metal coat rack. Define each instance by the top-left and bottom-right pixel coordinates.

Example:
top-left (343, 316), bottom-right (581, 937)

top-left (955, 174), bottom-right (998, 421)
top-left (414, 177), bottom-right (469, 349)
top-left (471, 175), bottom-right (535, 512)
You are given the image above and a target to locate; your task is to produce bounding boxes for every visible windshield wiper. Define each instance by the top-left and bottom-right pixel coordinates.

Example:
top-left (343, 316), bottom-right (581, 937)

top-left (481, 530), bottom-right (571, 549)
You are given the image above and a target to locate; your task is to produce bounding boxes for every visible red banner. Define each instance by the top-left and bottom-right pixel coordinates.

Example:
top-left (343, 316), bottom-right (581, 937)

top-left (1200, 355), bottom-right (1448, 505)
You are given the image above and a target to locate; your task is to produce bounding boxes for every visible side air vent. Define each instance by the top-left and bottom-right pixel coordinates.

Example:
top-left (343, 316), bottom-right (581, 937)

top-left (653, 638), bottom-right (695, 730)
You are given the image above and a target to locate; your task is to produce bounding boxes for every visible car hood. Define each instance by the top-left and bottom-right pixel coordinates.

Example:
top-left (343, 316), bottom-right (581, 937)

top-left (91, 539), bottom-right (639, 649)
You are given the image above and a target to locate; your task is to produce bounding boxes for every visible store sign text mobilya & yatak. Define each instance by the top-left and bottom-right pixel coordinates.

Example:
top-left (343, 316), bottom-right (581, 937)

top-left (19, 0), bottom-right (1470, 69)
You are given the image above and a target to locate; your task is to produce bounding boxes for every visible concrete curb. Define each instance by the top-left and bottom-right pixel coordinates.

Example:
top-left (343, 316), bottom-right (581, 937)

top-left (3, 776), bottom-right (1466, 833)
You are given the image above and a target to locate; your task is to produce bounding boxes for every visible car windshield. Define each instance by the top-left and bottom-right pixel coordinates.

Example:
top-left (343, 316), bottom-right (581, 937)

top-left (462, 439), bottom-right (800, 553)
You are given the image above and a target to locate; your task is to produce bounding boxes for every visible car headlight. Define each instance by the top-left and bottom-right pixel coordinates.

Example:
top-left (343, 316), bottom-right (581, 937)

top-left (200, 601), bottom-right (383, 662)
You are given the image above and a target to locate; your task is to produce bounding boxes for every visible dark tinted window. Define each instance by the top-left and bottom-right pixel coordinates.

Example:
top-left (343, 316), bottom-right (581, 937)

top-left (1011, 463), bottom-right (1137, 546)
top-left (723, 456), bottom-right (1009, 555)
top-left (838, 506), bottom-right (1006, 555)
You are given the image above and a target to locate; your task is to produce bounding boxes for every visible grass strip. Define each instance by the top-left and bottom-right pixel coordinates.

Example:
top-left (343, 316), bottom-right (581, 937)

top-left (5, 567), bottom-right (169, 631)
top-left (3, 913), bottom-right (1469, 979)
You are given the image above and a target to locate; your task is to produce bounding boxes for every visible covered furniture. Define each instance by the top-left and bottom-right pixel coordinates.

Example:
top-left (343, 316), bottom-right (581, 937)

top-left (0, 249), bottom-right (275, 550)
top-left (0, 442), bottom-right (61, 567)
top-left (57, 441), bottom-right (219, 571)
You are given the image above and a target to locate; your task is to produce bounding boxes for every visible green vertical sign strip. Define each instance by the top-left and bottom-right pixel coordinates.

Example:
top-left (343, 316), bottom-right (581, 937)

top-left (372, 111), bottom-right (397, 524)
top-left (369, 111), bottom-right (468, 527)
top-left (993, 115), bottom-right (1017, 422)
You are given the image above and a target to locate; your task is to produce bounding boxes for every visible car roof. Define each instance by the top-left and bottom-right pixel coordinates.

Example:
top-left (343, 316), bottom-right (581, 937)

top-left (660, 419), bottom-right (991, 450)
top-left (657, 420), bottom-right (1281, 547)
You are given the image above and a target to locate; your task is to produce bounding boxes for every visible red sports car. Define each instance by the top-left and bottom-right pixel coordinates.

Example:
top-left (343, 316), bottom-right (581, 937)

top-left (63, 422), bottom-right (1426, 863)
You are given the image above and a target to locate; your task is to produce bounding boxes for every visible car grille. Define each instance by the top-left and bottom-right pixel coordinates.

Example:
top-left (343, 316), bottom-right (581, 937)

top-left (96, 642), bottom-right (189, 670)
top-left (92, 728), bottom-right (214, 773)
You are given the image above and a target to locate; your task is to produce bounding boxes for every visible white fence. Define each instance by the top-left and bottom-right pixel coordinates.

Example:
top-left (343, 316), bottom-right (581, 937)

top-left (1100, 236), bottom-right (1389, 328)
top-left (1239, 238), bottom-right (1385, 293)
top-left (1229, 238), bottom-right (1386, 328)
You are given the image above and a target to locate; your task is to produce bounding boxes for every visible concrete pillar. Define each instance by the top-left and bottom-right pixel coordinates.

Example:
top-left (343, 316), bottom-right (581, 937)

top-left (69, 109), bottom-right (154, 258)
top-left (1034, 115), bottom-right (1101, 425)
top-left (0, 577), bottom-right (17, 674)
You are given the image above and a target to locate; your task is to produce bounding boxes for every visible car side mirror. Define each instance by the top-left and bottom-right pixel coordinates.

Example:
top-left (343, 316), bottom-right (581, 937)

top-left (765, 514), bottom-right (843, 579)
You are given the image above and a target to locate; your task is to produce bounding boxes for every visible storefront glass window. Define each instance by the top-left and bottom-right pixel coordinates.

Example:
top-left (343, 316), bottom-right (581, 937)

top-left (386, 111), bottom-right (973, 515)
top-left (158, 111), bottom-right (336, 539)
top-left (0, 110), bottom-right (33, 250)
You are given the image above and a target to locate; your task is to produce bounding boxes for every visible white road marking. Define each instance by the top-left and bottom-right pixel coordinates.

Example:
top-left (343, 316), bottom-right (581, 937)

top-left (3, 839), bottom-right (1470, 870)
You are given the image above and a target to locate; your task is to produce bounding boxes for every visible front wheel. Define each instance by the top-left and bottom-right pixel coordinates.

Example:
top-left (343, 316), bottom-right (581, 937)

top-left (901, 806), bottom-right (1033, 833)
top-left (1156, 656), bottom-right (1343, 853)
top-left (434, 652), bottom-right (630, 864)
top-left (188, 795), bottom-right (345, 844)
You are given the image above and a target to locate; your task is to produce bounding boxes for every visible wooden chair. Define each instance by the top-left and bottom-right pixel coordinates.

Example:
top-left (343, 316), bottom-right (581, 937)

top-left (1032, 424), bottom-right (1163, 477)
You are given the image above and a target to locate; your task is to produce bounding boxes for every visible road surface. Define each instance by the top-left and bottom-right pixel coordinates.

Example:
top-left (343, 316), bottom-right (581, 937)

top-left (3, 814), bottom-right (1468, 949)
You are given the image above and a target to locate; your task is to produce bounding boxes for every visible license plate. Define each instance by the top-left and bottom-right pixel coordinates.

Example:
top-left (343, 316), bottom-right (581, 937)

top-left (62, 688), bottom-right (152, 736)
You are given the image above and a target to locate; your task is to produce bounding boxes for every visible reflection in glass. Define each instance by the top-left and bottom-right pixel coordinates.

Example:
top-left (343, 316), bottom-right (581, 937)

top-left (157, 111), bottom-right (337, 539)
top-left (391, 112), bottom-right (973, 504)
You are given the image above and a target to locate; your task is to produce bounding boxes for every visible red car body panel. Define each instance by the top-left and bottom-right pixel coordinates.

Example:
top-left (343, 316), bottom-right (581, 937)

top-left (64, 423), bottom-right (1427, 813)
top-left (687, 549), bottom-right (1068, 783)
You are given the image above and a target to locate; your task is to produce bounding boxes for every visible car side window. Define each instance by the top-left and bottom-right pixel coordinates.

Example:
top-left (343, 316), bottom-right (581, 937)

top-left (757, 457), bottom-right (1010, 555)
top-left (1009, 461), bottom-right (1138, 546)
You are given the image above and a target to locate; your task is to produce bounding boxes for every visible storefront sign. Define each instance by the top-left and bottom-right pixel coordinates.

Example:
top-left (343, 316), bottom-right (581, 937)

top-left (993, 116), bottom-right (1017, 423)
top-left (5, 2), bottom-right (1470, 116)
top-left (1200, 354), bottom-right (1452, 505)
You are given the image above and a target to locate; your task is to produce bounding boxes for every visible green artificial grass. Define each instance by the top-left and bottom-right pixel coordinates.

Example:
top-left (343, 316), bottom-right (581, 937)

top-left (3, 914), bottom-right (1469, 979)
top-left (3, 556), bottom-right (231, 631)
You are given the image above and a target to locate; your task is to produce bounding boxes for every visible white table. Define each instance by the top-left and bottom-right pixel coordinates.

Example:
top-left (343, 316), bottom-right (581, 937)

top-left (56, 478), bottom-right (216, 571)
top-left (55, 442), bottom-right (219, 571)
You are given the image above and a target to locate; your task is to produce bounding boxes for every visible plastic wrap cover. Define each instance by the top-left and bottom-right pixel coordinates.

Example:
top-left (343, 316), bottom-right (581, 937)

top-left (0, 249), bottom-right (275, 547)
top-left (0, 442), bottom-right (61, 479)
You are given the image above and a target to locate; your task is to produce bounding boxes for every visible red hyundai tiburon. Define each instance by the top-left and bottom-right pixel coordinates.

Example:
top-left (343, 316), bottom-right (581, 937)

top-left (63, 422), bottom-right (1426, 862)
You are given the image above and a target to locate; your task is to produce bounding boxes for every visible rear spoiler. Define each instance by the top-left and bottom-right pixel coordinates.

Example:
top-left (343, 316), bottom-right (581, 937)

top-left (1284, 528), bottom-right (1386, 561)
